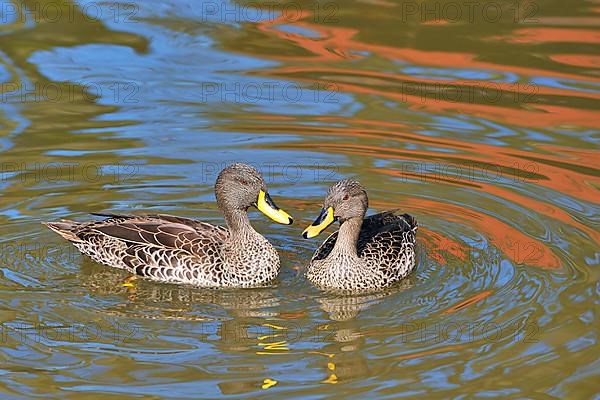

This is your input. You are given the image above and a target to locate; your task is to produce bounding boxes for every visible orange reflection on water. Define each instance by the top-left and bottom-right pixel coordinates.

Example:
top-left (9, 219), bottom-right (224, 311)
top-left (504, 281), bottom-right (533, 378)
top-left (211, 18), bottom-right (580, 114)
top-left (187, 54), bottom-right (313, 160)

top-left (550, 54), bottom-right (600, 68)
top-left (442, 290), bottom-right (493, 314)
top-left (269, 65), bottom-right (600, 102)
top-left (252, 14), bottom-right (600, 134)
top-left (374, 197), bottom-right (561, 270)
top-left (416, 227), bottom-right (467, 264)
top-left (538, 144), bottom-right (600, 167)
top-left (395, 345), bottom-right (464, 362)
top-left (273, 137), bottom-right (599, 205)
top-left (377, 167), bottom-right (600, 247)
top-left (503, 28), bottom-right (600, 44)
top-left (266, 70), bottom-right (600, 129)
top-left (255, 16), bottom-right (600, 85)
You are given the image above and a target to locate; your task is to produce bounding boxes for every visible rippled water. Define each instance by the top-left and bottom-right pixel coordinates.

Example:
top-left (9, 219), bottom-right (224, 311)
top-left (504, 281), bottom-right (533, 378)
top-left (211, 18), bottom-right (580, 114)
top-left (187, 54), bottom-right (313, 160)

top-left (1, 0), bottom-right (599, 397)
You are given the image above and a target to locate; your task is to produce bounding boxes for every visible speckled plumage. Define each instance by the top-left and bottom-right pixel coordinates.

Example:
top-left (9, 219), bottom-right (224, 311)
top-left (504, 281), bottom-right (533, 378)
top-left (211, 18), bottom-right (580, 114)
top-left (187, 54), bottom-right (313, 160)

top-left (305, 180), bottom-right (418, 292)
top-left (43, 163), bottom-right (285, 288)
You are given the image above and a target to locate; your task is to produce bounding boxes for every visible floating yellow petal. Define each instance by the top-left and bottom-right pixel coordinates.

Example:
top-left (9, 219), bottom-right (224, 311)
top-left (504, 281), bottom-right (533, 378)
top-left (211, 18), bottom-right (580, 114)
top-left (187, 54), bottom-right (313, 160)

top-left (258, 341), bottom-right (289, 351)
top-left (262, 323), bottom-right (287, 330)
top-left (308, 351), bottom-right (335, 358)
top-left (122, 276), bottom-right (137, 287)
top-left (258, 333), bottom-right (282, 340)
top-left (322, 374), bottom-right (338, 384)
top-left (262, 378), bottom-right (278, 389)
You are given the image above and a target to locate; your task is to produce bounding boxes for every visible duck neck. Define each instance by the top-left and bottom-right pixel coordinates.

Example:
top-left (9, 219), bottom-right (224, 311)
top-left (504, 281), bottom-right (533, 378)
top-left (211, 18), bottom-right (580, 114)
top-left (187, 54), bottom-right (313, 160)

top-left (224, 208), bottom-right (257, 240)
top-left (330, 216), bottom-right (363, 258)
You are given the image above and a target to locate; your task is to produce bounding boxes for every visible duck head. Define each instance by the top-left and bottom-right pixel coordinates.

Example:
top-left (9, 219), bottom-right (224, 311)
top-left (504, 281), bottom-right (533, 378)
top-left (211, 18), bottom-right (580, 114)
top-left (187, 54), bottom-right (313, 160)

top-left (215, 163), bottom-right (293, 225)
top-left (302, 179), bottom-right (368, 238)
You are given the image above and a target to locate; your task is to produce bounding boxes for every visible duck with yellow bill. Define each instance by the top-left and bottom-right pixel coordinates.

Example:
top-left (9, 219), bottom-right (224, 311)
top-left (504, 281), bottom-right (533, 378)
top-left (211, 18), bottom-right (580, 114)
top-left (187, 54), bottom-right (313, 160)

top-left (302, 179), bottom-right (417, 292)
top-left (44, 163), bottom-right (293, 288)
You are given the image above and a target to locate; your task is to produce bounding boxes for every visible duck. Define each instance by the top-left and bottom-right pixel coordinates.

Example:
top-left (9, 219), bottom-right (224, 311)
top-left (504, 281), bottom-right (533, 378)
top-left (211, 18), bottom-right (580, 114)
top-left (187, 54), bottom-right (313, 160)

top-left (43, 163), bottom-right (293, 288)
top-left (302, 179), bottom-right (417, 291)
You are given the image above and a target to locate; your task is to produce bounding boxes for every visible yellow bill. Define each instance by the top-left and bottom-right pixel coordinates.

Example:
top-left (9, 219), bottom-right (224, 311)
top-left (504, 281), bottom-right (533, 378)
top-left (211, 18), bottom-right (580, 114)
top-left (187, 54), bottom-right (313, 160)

top-left (256, 190), bottom-right (293, 225)
top-left (302, 207), bottom-right (335, 238)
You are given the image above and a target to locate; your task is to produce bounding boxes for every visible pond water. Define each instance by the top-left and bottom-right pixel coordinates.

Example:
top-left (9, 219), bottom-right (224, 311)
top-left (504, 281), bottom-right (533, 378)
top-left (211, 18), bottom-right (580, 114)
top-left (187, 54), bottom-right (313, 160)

top-left (0, 0), bottom-right (599, 398)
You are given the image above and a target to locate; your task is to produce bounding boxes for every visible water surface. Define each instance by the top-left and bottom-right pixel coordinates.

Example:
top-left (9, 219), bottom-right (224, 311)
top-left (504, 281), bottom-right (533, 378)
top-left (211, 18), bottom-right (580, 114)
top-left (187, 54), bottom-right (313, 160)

top-left (0, 0), bottom-right (599, 398)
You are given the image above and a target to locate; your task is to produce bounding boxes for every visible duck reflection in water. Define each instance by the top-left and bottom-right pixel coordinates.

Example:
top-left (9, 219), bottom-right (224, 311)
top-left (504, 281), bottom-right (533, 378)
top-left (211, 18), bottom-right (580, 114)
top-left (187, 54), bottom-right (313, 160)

top-left (309, 277), bottom-right (414, 384)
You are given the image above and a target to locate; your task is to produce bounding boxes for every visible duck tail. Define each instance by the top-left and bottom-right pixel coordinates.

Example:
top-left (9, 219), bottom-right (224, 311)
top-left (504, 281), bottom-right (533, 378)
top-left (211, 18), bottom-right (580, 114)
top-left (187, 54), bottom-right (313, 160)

top-left (42, 221), bottom-right (82, 242)
top-left (401, 213), bottom-right (418, 232)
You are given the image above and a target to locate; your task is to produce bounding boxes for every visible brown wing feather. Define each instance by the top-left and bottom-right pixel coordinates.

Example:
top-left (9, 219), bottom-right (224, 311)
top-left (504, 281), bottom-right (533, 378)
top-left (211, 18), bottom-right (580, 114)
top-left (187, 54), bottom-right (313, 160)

top-left (92, 223), bottom-right (193, 248)
top-left (90, 213), bottom-right (227, 238)
top-left (69, 213), bottom-right (229, 253)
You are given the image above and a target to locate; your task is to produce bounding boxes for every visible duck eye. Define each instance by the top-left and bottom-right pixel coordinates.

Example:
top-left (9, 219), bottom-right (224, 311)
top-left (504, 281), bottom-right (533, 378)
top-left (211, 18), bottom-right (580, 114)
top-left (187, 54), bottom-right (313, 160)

top-left (343, 194), bottom-right (350, 201)
top-left (236, 178), bottom-right (250, 186)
